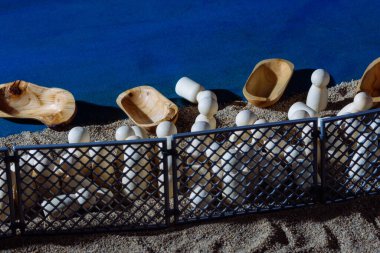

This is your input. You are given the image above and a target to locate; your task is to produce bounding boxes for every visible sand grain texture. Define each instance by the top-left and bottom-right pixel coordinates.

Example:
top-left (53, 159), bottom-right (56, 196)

top-left (1, 80), bottom-right (380, 252)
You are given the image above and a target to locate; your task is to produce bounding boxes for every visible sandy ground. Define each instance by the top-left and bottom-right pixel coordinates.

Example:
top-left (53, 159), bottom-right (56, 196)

top-left (1, 80), bottom-right (380, 252)
top-left (1, 196), bottom-right (380, 252)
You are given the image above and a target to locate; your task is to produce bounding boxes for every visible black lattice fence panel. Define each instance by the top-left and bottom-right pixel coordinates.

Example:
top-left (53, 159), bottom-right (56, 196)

top-left (0, 148), bottom-right (15, 237)
top-left (320, 109), bottom-right (380, 203)
top-left (13, 138), bottom-right (168, 235)
top-left (172, 119), bottom-right (319, 223)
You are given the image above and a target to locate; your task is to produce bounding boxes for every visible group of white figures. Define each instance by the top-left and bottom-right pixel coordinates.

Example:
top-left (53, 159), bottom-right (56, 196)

top-left (288, 69), bottom-right (378, 181)
top-left (1, 70), bottom-right (378, 222)
top-left (173, 71), bottom-right (379, 209)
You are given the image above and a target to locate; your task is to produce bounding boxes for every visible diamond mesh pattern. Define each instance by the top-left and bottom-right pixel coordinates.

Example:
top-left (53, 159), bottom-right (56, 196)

top-left (0, 110), bottom-right (378, 235)
top-left (0, 149), bottom-right (13, 237)
top-left (14, 139), bottom-right (167, 234)
top-left (172, 120), bottom-right (319, 223)
top-left (322, 111), bottom-right (380, 202)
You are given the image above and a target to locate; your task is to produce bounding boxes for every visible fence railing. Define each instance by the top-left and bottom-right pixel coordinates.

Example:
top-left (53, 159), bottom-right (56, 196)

top-left (0, 108), bottom-right (379, 237)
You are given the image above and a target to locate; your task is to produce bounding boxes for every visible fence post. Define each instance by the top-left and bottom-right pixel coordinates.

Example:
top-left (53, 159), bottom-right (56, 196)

top-left (163, 136), bottom-right (179, 226)
top-left (309, 119), bottom-right (321, 204)
top-left (318, 118), bottom-right (327, 203)
top-left (3, 149), bottom-right (17, 236)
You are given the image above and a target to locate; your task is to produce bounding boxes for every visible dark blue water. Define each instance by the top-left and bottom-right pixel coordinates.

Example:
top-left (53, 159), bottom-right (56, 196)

top-left (0, 0), bottom-right (380, 137)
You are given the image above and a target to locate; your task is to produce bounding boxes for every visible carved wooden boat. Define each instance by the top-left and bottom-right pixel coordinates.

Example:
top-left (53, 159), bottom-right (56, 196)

top-left (0, 80), bottom-right (76, 127)
top-left (116, 86), bottom-right (178, 133)
top-left (358, 57), bottom-right (380, 103)
top-left (243, 58), bottom-right (294, 107)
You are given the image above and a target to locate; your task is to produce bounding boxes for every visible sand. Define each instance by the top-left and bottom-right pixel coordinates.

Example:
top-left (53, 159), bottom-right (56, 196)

top-left (1, 80), bottom-right (380, 252)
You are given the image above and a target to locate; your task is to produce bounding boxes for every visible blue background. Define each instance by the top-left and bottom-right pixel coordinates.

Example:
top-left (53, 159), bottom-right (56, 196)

top-left (0, 0), bottom-right (380, 137)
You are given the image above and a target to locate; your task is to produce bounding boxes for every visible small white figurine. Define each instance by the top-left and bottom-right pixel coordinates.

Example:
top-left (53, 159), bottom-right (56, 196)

top-left (115, 126), bottom-right (135, 140)
top-left (67, 126), bottom-right (91, 169)
top-left (175, 77), bottom-right (205, 103)
top-left (205, 142), bottom-right (223, 163)
top-left (229, 110), bottom-right (257, 143)
top-left (27, 150), bottom-right (60, 198)
top-left (68, 126), bottom-right (90, 143)
top-left (198, 97), bottom-right (218, 117)
top-left (222, 170), bottom-right (246, 205)
top-left (42, 194), bottom-right (80, 219)
top-left (264, 138), bottom-right (287, 156)
top-left (322, 120), bottom-right (349, 164)
top-left (220, 149), bottom-right (243, 173)
top-left (189, 183), bottom-right (213, 209)
top-left (251, 119), bottom-right (274, 144)
top-left (156, 121), bottom-right (177, 137)
top-left (291, 159), bottom-right (318, 190)
top-left (235, 110), bottom-right (257, 126)
top-left (306, 69), bottom-right (330, 113)
top-left (75, 187), bottom-right (114, 209)
top-left (284, 145), bottom-right (305, 164)
top-left (337, 92), bottom-right (373, 116)
top-left (196, 90), bottom-right (217, 103)
top-left (122, 162), bottom-right (149, 200)
top-left (122, 136), bottom-right (151, 200)
top-left (195, 114), bottom-right (216, 129)
top-left (122, 166), bottom-right (149, 200)
top-left (131, 126), bottom-right (148, 139)
top-left (349, 133), bottom-right (377, 181)
top-left (288, 102), bottom-right (317, 120)
top-left (75, 188), bottom-right (96, 210)
top-left (191, 121), bottom-right (211, 133)
top-left (337, 92), bottom-right (372, 139)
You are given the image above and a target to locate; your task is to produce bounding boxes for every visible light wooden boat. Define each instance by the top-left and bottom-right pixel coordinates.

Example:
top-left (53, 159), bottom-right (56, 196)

top-left (116, 86), bottom-right (179, 133)
top-left (0, 80), bottom-right (76, 127)
top-left (243, 58), bottom-right (294, 107)
top-left (358, 57), bottom-right (380, 103)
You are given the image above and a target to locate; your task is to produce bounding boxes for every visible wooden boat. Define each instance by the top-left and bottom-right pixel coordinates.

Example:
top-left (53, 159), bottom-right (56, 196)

top-left (358, 57), bottom-right (380, 103)
top-left (243, 58), bottom-right (294, 107)
top-left (116, 86), bottom-right (179, 133)
top-left (0, 80), bottom-right (76, 127)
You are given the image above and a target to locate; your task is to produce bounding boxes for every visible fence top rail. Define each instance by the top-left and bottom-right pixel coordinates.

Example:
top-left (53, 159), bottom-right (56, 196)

top-left (172, 117), bottom-right (319, 139)
top-left (320, 107), bottom-right (380, 124)
top-left (13, 137), bottom-right (167, 151)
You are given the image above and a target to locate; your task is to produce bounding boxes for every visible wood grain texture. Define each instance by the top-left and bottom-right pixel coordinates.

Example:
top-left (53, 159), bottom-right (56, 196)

top-left (243, 59), bottom-right (294, 108)
top-left (116, 85), bottom-right (178, 133)
top-left (0, 80), bottom-right (76, 127)
top-left (358, 57), bottom-right (380, 103)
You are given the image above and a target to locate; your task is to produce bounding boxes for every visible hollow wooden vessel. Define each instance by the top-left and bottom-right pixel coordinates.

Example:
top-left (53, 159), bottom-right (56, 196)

top-left (243, 58), bottom-right (294, 107)
top-left (0, 80), bottom-right (76, 127)
top-left (116, 86), bottom-right (179, 133)
top-left (358, 57), bottom-right (380, 104)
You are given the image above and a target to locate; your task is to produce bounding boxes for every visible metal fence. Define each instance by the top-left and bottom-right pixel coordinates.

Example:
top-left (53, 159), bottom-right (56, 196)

top-left (171, 118), bottom-right (319, 223)
top-left (0, 109), bottom-right (378, 237)
top-left (12, 139), bottom-right (169, 236)
top-left (319, 108), bottom-right (380, 203)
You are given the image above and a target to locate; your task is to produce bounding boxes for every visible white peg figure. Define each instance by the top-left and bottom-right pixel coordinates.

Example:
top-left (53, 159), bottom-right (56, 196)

top-left (337, 92), bottom-right (373, 116)
top-left (67, 127), bottom-right (91, 174)
top-left (175, 77), bottom-right (205, 103)
top-left (306, 69), bottom-right (330, 113)
top-left (229, 110), bottom-right (257, 143)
